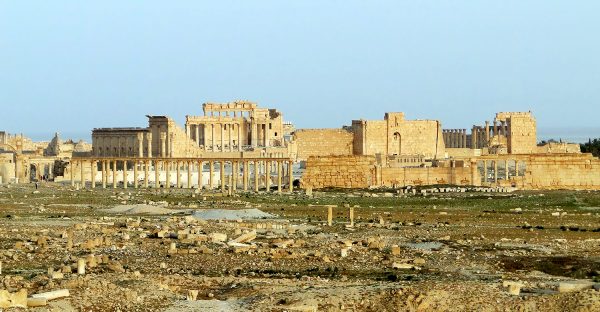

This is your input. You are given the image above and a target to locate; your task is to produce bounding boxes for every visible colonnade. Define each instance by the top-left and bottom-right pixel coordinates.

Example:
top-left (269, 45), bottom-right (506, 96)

top-left (442, 129), bottom-right (468, 148)
top-left (186, 121), bottom-right (272, 152)
top-left (478, 159), bottom-right (526, 184)
top-left (69, 157), bottom-right (295, 193)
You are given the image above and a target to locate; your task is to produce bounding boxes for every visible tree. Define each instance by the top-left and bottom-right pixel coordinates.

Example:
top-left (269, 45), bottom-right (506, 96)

top-left (581, 138), bottom-right (600, 157)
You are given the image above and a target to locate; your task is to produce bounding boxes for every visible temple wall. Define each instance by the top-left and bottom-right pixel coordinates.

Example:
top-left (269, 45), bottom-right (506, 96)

top-left (302, 155), bottom-right (375, 189)
top-left (524, 154), bottom-right (600, 190)
top-left (293, 129), bottom-right (353, 161)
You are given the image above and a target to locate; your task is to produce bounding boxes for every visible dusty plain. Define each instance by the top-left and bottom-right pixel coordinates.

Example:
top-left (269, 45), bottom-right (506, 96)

top-left (0, 184), bottom-right (599, 311)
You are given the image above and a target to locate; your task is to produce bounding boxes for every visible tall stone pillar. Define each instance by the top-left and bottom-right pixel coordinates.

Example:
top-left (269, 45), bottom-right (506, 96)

top-left (133, 161), bottom-right (138, 189)
top-left (483, 160), bottom-right (488, 184)
top-left (197, 161), bottom-right (203, 190)
top-left (70, 161), bottom-right (75, 187)
top-left (123, 160), bottom-right (128, 189)
top-left (277, 161), bottom-right (282, 193)
top-left (187, 161), bottom-right (192, 189)
top-left (185, 124), bottom-right (190, 138)
top-left (176, 161), bottom-right (181, 188)
top-left (211, 124), bottom-right (216, 151)
top-left (165, 161), bottom-right (171, 189)
top-left (102, 161), bottom-right (106, 188)
top-left (112, 160), bottom-right (117, 189)
top-left (232, 161), bottom-right (238, 192)
top-left (251, 122), bottom-right (257, 148)
top-left (254, 161), bottom-right (260, 192)
top-left (288, 161), bottom-right (294, 192)
top-left (238, 122), bottom-right (242, 151)
top-left (137, 133), bottom-right (143, 157)
top-left (228, 124), bottom-right (233, 152)
top-left (220, 161), bottom-right (225, 192)
top-left (494, 160), bottom-right (498, 183)
top-left (463, 129), bottom-right (467, 148)
top-left (160, 133), bottom-right (167, 158)
top-left (80, 160), bottom-right (85, 187)
top-left (146, 132), bottom-right (152, 157)
top-left (144, 161), bottom-right (149, 188)
top-left (169, 134), bottom-right (174, 158)
top-left (265, 161), bottom-right (271, 192)
top-left (209, 161), bottom-right (214, 189)
top-left (265, 123), bottom-right (270, 147)
top-left (91, 161), bottom-right (96, 189)
top-left (493, 121), bottom-right (498, 137)
top-left (195, 125), bottom-right (200, 146)
top-left (220, 124), bottom-right (225, 152)
top-left (505, 160), bottom-right (509, 180)
top-left (243, 161), bottom-right (248, 191)
top-left (470, 159), bottom-right (478, 185)
top-left (485, 121), bottom-right (490, 146)
top-left (154, 160), bottom-right (160, 189)
top-left (471, 127), bottom-right (477, 149)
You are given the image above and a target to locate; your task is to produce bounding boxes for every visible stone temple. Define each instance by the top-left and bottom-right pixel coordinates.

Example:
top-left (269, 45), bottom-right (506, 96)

top-left (1, 100), bottom-right (599, 190)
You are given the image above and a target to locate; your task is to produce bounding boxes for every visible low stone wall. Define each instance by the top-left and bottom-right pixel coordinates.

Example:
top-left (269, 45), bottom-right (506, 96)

top-left (525, 154), bottom-right (600, 190)
top-left (381, 166), bottom-right (476, 187)
top-left (301, 155), bottom-right (375, 189)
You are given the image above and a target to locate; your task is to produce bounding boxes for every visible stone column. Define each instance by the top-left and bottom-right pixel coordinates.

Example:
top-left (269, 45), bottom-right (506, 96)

top-left (185, 124), bottom-right (190, 138)
top-left (91, 161), bottom-right (96, 189)
top-left (209, 161), bottom-right (214, 189)
top-left (471, 127), bottom-right (477, 149)
top-left (493, 121), bottom-right (498, 137)
top-left (160, 133), bottom-right (167, 158)
top-left (485, 121), bottom-right (490, 145)
top-left (154, 160), bottom-right (160, 189)
top-left (165, 161), bottom-right (171, 189)
top-left (471, 159), bottom-right (478, 186)
top-left (195, 125), bottom-right (200, 146)
top-left (133, 161), bottom-right (139, 188)
top-left (220, 161), bottom-right (225, 192)
top-left (187, 161), bottom-right (192, 189)
top-left (197, 161), bottom-right (203, 190)
top-left (232, 161), bottom-right (238, 192)
top-left (288, 161), bottom-right (294, 192)
top-left (254, 161), bottom-right (260, 192)
top-left (238, 122), bottom-right (242, 151)
top-left (144, 161), bottom-right (149, 188)
top-left (265, 123), bottom-right (270, 147)
top-left (277, 161), bottom-right (282, 193)
top-left (70, 161), bottom-right (75, 186)
top-left (483, 160), bottom-right (488, 184)
top-left (146, 132), bottom-right (152, 157)
top-left (505, 160), bottom-right (509, 180)
top-left (137, 133), bottom-right (143, 157)
top-left (462, 129), bottom-right (467, 148)
top-left (251, 122), bottom-right (257, 148)
top-left (228, 124), bottom-right (233, 152)
top-left (101, 161), bottom-right (106, 188)
top-left (327, 206), bottom-right (333, 226)
top-left (211, 124), bottom-right (216, 151)
top-left (265, 160), bottom-right (271, 192)
top-left (80, 160), bottom-right (85, 187)
top-left (220, 124), bottom-right (225, 152)
top-left (123, 160), bottom-right (128, 189)
top-left (176, 161), bottom-right (181, 188)
top-left (494, 160), bottom-right (498, 183)
top-left (112, 160), bottom-right (117, 189)
top-left (169, 134), bottom-right (174, 158)
top-left (243, 161), bottom-right (248, 191)
top-left (349, 207), bottom-right (354, 227)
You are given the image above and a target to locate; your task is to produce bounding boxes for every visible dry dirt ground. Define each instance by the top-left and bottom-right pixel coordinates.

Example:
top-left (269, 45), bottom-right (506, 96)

top-left (0, 183), bottom-right (599, 311)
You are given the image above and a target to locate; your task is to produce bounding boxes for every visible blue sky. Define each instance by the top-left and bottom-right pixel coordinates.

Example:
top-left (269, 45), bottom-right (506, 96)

top-left (1, 1), bottom-right (599, 142)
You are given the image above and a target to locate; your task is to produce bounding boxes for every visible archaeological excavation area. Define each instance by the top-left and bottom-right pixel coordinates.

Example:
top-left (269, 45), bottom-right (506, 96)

top-left (0, 101), bottom-right (599, 311)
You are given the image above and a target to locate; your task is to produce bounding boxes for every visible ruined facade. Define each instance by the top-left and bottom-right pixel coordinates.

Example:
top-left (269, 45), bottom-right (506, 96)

top-left (92, 101), bottom-right (293, 159)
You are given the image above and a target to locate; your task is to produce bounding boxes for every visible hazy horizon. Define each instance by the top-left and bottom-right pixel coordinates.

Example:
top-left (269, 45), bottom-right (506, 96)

top-left (2, 1), bottom-right (600, 139)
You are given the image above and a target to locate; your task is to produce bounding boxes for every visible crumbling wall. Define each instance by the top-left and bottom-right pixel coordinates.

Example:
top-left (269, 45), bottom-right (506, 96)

top-left (524, 154), bottom-right (600, 190)
top-left (302, 155), bottom-right (375, 189)
top-left (381, 166), bottom-right (475, 187)
top-left (293, 129), bottom-right (353, 161)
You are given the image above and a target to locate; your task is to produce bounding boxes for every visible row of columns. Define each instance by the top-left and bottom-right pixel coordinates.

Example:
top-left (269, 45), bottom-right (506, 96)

top-left (70, 159), bottom-right (294, 193)
top-left (479, 159), bottom-right (526, 184)
top-left (442, 129), bottom-right (468, 148)
top-left (186, 121), bottom-right (272, 152)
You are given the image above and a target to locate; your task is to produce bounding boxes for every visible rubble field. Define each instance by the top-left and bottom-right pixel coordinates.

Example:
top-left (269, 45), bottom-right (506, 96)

top-left (0, 183), bottom-right (599, 311)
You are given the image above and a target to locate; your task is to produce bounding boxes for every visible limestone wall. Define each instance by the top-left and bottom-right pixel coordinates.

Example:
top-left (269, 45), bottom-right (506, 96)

top-left (524, 154), bottom-right (600, 190)
top-left (380, 166), bottom-right (475, 187)
top-left (507, 114), bottom-right (537, 154)
top-left (301, 155), bottom-right (375, 189)
top-left (293, 129), bottom-right (353, 161)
